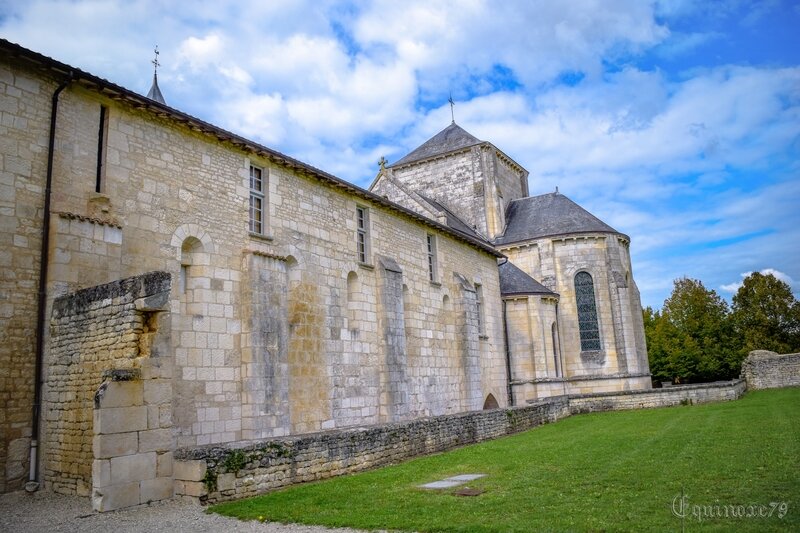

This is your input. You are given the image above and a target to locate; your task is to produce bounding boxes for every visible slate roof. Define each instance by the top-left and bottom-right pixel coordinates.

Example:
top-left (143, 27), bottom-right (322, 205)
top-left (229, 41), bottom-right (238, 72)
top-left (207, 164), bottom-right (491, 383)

top-left (390, 122), bottom-right (482, 167)
top-left (418, 194), bottom-right (483, 241)
top-left (146, 72), bottom-right (166, 104)
top-left (495, 192), bottom-right (620, 245)
top-left (498, 261), bottom-right (557, 296)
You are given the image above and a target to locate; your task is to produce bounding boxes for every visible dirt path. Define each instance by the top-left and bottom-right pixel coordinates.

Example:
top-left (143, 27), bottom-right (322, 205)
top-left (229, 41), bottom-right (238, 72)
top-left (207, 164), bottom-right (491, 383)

top-left (0, 490), bottom-right (374, 533)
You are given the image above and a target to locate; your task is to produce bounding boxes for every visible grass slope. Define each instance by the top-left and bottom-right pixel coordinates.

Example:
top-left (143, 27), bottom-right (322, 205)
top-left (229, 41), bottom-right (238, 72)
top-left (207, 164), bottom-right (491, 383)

top-left (210, 388), bottom-right (800, 532)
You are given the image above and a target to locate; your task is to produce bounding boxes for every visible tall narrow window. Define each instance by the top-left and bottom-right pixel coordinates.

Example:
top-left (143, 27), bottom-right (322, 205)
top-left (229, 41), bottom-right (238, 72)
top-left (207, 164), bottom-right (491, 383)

top-left (475, 283), bottom-right (485, 336)
top-left (356, 205), bottom-right (369, 263)
top-left (249, 165), bottom-right (266, 234)
top-left (426, 233), bottom-right (437, 282)
top-left (575, 271), bottom-right (601, 351)
top-left (552, 322), bottom-right (561, 377)
top-left (95, 105), bottom-right (108, 193)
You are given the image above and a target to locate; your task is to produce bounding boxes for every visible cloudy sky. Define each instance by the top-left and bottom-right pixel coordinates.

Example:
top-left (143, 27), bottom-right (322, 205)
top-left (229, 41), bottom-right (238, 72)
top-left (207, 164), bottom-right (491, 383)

top-left (2, 0), bottom-right (798, 308)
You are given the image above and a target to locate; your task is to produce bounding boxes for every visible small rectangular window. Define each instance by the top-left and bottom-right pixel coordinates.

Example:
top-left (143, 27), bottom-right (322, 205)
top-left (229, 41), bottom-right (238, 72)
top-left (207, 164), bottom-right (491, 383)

top-left (426, 233), bottom-right (438, 282)
top-left (249, 165), bottom-right (266, 234)
top-left (95, 105), bottom-right (108, 193)
top-left (475, 283), bottom-right (485, 335)
top-left (356, 205), bottom-right (369, 263)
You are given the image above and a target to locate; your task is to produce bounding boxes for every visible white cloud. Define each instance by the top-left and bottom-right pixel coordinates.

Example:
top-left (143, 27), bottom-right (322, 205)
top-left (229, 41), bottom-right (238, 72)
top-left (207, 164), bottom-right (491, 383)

top-left (1, 0), bottom-right (798, 307)
top-left (721, 269), bottom-right (797, 293)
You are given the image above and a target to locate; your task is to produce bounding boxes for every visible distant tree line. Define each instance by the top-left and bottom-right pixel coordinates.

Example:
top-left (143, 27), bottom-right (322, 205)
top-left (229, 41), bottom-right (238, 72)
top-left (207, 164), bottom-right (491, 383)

top-left (644, 272), bottom-right (800, 384)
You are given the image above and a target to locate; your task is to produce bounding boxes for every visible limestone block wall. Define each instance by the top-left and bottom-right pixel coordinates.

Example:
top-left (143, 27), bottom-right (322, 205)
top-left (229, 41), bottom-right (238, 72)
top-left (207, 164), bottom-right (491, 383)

top-left (174, 396), bottom-right (571, 504)
top-left (390, 147), bottom-right (489, 238)
top-left (505, 295), bottom-right (563, 403)
top-left (501, 235), bottom-right (650, 390)
top-left (92, 361), bottom-right (173, 512)
top-left (3, 48), bottom-right (508, 484)
top-left (741, 350), bottom-right (800, 390)
top-left (0, 55), bottom-right (59, 493)
top-left (45, 271), bottom-right (170, 495)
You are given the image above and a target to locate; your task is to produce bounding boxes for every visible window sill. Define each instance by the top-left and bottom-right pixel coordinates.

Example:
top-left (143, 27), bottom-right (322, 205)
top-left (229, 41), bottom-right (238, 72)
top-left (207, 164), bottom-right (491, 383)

top-left (429, 280), bottom-right (442, 287)
top-left (478, 334), bottom-right (489, 341)
top-left (249, 232), bottom-right (274, 242)
top-left (358, 262), bottom-right (374, 271)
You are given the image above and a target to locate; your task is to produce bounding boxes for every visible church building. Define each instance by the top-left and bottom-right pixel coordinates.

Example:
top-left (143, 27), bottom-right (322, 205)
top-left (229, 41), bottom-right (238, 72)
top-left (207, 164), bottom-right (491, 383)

top-left (0, 38), bottom-right (649, 504)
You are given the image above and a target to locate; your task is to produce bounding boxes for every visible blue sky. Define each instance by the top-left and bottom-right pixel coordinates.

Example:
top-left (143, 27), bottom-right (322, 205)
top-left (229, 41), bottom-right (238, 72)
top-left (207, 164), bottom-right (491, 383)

top-left (1, 0), bottom-right (798, 308)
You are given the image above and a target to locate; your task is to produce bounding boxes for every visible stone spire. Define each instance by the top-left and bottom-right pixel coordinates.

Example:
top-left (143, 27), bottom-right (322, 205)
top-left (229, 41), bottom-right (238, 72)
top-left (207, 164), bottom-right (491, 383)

top-left (146, 45), bottom-right (166, 105)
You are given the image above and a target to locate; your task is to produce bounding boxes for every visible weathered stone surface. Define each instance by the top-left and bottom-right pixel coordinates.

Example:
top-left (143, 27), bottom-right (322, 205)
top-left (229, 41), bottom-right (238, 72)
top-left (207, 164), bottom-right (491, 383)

top-left (110, 452), bottom-right (157, 484)
top-left (93, 433), bottom-right (139, 459)
top-left (140, 477), bottom-right (173, 503)
top-left (96, 381), bottom-right (143, 409)
top-left (138, 429), bottom-right (172, 453)
top-left (92, 481), bottom-right (140, 512)
top-left (173, 459), bottom-right (206, 482)
top-left (95, 406), bottom-right (148, 435)
top-left (741, 350), bottom-right (800, 390)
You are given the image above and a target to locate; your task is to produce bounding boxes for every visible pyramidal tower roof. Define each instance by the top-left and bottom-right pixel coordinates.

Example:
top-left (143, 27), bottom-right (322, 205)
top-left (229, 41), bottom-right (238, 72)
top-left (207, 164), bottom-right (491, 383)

top-left (146, 72), bottom-right (166, 104)
top-left (390, 122), bottom-right (482, 167)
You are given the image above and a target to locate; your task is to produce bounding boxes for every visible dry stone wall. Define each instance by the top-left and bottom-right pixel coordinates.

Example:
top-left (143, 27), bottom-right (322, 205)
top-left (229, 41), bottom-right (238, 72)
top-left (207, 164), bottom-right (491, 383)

top-left (568, 379), bottom-right (746, 413)
top-left (741, 350), bottom-right (800, 390)
top-left (174, 397), bottom-right (571, 504)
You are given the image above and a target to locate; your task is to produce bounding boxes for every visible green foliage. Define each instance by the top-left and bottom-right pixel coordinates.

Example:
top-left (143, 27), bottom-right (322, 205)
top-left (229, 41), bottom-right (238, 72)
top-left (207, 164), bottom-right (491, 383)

top-left (210, 389), bottom-right (800, 532)
top-left (645, 272), bottom-right (800, 383)
top-left (731, 272), bottom-right (800, 356)
top-left (222, 450), bottom-right (248, 473)
top-left (646, 278), bottom-right (738, 383)
top-left (202, 467), bottom-right (217, 493)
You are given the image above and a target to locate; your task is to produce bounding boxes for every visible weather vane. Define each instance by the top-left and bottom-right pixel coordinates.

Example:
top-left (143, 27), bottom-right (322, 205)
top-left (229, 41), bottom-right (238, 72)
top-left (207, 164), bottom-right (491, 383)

top-left (448, 93), bottom-right (455, 124)
top-left (152, 45), bottom-right (160, 75)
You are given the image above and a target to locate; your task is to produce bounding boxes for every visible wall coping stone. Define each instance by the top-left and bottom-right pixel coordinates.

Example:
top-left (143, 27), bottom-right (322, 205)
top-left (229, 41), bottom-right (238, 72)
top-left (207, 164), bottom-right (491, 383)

top-left (52, 271), bottom-right (171, 317)
top-left (567, 379), bottom-right (744, 399)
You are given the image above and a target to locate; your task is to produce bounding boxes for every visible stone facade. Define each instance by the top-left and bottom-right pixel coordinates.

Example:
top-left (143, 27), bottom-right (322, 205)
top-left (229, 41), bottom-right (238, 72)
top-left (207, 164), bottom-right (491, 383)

top-left (741, 350), bottom-right (800, 390)
top-left (500, 235), bottom-right (650, 401)
top-left (0, 40), bottom-right (506, 497)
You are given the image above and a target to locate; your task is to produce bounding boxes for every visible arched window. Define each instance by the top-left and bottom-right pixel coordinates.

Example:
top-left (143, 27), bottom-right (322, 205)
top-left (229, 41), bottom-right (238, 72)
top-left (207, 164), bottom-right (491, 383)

top-left (575, 272), bottom-right (601, 351)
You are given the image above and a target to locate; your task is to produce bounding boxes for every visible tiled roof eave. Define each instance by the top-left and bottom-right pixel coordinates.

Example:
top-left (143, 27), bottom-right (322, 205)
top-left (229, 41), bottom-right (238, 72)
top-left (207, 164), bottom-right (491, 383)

top-left (496, 230), bottom-right (631, 247)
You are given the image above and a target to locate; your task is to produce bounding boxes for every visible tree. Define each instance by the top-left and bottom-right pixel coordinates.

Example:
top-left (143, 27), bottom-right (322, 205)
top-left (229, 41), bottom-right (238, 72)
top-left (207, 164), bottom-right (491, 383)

top-left (731, 272), bottom-right (800, 355)
top-left (645, 278), bottom-right (739, 383)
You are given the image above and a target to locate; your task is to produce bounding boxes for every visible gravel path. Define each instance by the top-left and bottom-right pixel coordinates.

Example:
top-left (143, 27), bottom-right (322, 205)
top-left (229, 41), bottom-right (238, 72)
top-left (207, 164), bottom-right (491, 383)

top-left (0, 490), bottom-right (375, 533)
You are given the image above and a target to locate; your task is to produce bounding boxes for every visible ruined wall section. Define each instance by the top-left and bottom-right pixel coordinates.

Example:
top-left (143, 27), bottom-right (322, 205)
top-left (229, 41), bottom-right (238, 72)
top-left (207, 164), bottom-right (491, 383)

top-left (741, 351), bottom-right (800, 390)
top-left (45, 271), bottom-right (170, 495)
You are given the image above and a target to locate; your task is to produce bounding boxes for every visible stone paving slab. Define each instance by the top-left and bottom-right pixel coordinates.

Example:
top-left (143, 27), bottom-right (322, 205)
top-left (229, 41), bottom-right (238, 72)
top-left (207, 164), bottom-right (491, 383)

top-left (420, 473), bottom-right (486, 490)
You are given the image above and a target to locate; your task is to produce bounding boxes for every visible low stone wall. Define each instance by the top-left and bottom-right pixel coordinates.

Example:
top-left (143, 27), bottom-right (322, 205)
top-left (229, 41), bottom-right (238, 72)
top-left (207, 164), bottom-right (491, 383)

top-left (741, 350), bottom-right (800, 390)
top-left (567, 379), bottom-right (746, 414)
top-left (174, 397), bottom-right (570, 503)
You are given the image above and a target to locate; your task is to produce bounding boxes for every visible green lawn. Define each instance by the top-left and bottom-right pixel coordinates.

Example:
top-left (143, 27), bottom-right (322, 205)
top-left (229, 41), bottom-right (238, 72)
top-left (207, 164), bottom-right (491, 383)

top-left (210, 388), bottom-right (800, 532)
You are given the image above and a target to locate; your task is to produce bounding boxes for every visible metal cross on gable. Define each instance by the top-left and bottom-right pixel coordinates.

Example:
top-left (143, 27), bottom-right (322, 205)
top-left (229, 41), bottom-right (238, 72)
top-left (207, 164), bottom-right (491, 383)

top-left (448, 93), bottom-right (455, 123)
top-left (152, 45), bottom-right (160, 74)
